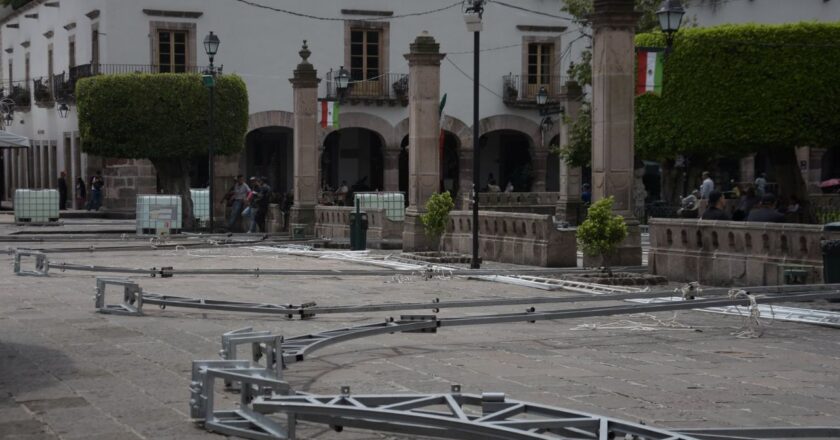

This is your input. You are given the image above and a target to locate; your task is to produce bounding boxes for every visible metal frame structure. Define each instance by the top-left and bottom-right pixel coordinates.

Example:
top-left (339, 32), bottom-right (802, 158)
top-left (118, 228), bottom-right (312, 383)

top-left (94, 278), bottom-right (144, 316)
top-left (13, 249), bottom-right (50, 276)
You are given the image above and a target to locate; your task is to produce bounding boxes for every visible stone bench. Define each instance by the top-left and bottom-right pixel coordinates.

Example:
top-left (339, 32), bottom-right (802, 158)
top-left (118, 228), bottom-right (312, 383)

top-left (314, 205), bottom-right (402, 247)
top-left (649, 218), bottom-right (840, 286)
top-left (442, 210), bottom-right (576, 267)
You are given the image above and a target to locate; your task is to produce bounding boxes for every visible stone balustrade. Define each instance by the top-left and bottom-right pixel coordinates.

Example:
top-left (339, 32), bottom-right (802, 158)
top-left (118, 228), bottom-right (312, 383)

top-left (649, 218), bottom-right (840, 286)
top-left (314, 205), bottom-right (402, 247)
top-left (442, 210), bottom-right (576, 267)
top-left (474, 192), bottom-right (561, 215)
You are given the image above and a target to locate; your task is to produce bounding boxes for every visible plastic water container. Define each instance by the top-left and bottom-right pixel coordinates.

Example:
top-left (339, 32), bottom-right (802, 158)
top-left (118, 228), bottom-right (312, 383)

top-left (190, 188), bottom-right (209, 225)
top-left (14, 189), bottom-right (59, 223)
top-left (136, 195), bottom-right (182, 235)
top-left (354, 192), bottom-right (405, 221)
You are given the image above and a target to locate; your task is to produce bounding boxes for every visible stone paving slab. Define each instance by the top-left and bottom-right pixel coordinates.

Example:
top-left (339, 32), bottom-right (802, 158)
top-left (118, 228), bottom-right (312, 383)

top-left (1, 229), bottom-right (839, 439)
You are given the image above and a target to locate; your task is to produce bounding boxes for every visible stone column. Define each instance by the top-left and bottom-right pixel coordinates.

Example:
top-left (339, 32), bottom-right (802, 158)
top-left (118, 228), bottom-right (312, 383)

top-left (2, 150), bottom-right (9, 199)
top-left (589, 0), bottom-right (641, 266)
top-left (740, 154), bottom-right (755, 186)
top-left (383, 147), bottom-right (400, 192)
top-left (288, 41), bottom-right (320, 235)
top-left (531, 144), bottom-right (548, 192)
top-left (458, 145), bottom-right (474, 209)
top-left (403, 32), bottom-right (445, 251)
top-left (556, 81), bottom-right (584, 225)
top-left (11, 150), bottom-right (19, 192)
top-left (807, 147), bottom-right (826, 194)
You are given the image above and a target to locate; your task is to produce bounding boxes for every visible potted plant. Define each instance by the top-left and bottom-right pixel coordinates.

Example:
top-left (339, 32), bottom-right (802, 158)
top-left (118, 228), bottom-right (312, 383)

top-left (420, 191), bottom-right (454, 252)
top-left (576, 196), bottom-right (627, 276)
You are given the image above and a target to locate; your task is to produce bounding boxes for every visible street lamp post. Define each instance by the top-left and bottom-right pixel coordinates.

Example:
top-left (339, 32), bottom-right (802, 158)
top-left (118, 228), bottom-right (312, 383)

top-left (203, 31), bottom-right (220, 232)
top-left (335, 66), bottom-right (350, 100)
top-left (464, 0), bottom-right (484, 269)
top-left (656, 0), bottom-right (685, 55)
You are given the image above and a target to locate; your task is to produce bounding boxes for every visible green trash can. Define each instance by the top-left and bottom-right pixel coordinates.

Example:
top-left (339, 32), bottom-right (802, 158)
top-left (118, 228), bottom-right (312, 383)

top-left (349, 212), bottom-right (368, 251)
top-left (822, 222), bottom-right (840, 287)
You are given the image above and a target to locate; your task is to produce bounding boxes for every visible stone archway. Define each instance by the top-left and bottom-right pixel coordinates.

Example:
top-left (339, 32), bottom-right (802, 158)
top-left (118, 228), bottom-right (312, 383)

top-left (244, 110), bottom-right (296, 196)
top-left (248, 110), bottom-right (295, 133)
top-left (476, 115), bottom-right (544, 192)
top-left (319, 113), bottom-right (396, 147)
top-left (321, 127), bottom-right (387, 202)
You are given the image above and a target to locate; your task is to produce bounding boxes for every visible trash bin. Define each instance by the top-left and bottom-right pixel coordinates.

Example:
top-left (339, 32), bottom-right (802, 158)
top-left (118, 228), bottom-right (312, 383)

top-left (349, 212), bottom-right (368, 251)
top-left (822, 222), bottom-right (840, 287)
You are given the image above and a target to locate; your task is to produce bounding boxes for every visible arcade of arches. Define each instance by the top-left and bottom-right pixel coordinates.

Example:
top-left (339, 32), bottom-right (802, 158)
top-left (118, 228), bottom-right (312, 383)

top-left (243, 126), bottom-right (294, 196)
top-left (321, 128), bottom-right (385, 194)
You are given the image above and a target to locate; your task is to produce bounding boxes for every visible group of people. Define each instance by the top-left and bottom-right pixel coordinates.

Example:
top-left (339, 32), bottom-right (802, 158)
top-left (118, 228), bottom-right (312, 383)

top-left (223, 175), bottom-right (272, 233)
top-left (685, 171), bottom-right (796, 223)
top-left (54, 171), bottom-right (104, 211)
top-left (484, 174), bottom-right (514, 193)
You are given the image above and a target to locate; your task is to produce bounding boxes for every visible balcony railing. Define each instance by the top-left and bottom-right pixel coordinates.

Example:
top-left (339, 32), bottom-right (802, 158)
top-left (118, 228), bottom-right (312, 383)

top-left (33, 77), bottom-right (54, 106)
top-left (502, 74), bottom-right (564, 107)
top-left (52, 71), bottom-right (74, 103)
top-left (325, 71), bottom-right (408, 105)
top-left (0, 81), bottom-right (32, 110)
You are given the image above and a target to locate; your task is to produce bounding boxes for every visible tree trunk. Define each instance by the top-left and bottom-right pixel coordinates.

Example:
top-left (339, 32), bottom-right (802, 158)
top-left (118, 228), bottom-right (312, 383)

top-left (150, 158), bottom-right (195, 230)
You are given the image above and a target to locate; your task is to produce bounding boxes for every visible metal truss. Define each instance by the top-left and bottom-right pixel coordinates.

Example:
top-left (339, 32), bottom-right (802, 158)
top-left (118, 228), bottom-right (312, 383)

top-left (94, 278), bottom-right (144, 316)
top-left (13, 250), bottom-right (50, 276)
top-left (6, 236), bottom-right (273, 254)
top-left (674, 427), bottom-right (840, 439)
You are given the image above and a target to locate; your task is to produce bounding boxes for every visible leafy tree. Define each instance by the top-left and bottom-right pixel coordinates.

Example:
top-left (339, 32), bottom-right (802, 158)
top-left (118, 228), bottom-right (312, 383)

top-left (577, 197), bottom-right (628, 275)
top-left (635, 23), bottom-right (840, 201)
top-left (420, 192), bottom-right (454, 251)
top-left (77, 73), bottom-right (249, 228)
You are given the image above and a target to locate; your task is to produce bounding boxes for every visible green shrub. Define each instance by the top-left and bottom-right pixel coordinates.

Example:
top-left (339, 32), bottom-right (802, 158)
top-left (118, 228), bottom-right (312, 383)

top-left (421, 192), bottom-right (455, 249)
top-left (577, 197), bottom-right (628, 274)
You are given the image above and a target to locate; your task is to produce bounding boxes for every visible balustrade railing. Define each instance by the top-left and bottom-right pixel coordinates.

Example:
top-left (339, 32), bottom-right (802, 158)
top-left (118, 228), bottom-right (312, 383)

top-left (324, 70), bottom-right (409, 102)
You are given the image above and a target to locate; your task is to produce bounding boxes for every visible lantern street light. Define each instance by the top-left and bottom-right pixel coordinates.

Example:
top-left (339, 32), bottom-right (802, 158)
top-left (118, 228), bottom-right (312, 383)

top-left (203, 31), bottom-right (220, 232)
top-left (335, 66), bottom-right (350, 99)
top-left (57, 102), bottom-right (70, 119)
top-left (464, 0), bottom-right (484, 269)
top-left (535, 86), bottom-right (549, 107)
top-left (656, 0), bottom-right (685, 54)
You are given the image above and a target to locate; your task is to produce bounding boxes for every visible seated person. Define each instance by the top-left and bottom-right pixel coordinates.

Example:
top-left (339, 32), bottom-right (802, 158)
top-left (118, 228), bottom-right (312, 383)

top-left (701, 191), bottom-right (729, 220)
top-left (334, 180), bottom-right (349, 205)
top-left (677, 190), bottom-right (700, 218)
top-left (486, 179), bottom-right (501, 192)
top-left (746, 193), bottom-right (785, 223)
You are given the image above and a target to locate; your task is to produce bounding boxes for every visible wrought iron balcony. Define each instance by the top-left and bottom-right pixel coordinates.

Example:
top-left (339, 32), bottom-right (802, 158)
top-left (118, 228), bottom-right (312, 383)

top-left (1, 81), bottom-right (31, 110)
top-left (33, 77), bottom-right (54, 107)
top-left (324, 71), bottom-right (408, 106)
top-left (502, 74), bottom-right (564, 108)
top-left (52, 71), bottom-right (74, 103)
top-left (69, 63), bottom-right (210, 81)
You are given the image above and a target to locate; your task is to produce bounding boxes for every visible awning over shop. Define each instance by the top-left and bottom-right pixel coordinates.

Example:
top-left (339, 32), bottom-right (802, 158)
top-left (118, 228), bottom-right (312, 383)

top-left (0, 130), bottom-right (30, 149)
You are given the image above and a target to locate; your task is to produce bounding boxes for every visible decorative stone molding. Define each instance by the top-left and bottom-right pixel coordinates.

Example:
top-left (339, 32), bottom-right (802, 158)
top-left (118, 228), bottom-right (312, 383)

top-left (247, 110), bottom-right (294, 132)
top-left (590, 0), bottom-right (639, 29)
top-left (477, 114), bottom-right (541, 151)
top-left (477, 192), bottom-right (560, 215)
top-left (341, 9), bottom-right (393, 17)
top-left (315, 206), bottom-right (402, 247)
top-left (142, 9), bottom-right (203, 18)
top-left (319, 112), bottom-right (394, 146)
top-left (24, 13), bottom-right (38, 19)
top-left (6, 24), bottom-right (19, 29)
top-left (86, 9), bottom-right (100, 20)
top-left (516, 25), bottom-right (567, 32)
top-left (20, 40), bottom-right (30, 48)
top-left (43, 30), bottom-right (53, 39)
top-left (63, 22), bottom-right (76, 31)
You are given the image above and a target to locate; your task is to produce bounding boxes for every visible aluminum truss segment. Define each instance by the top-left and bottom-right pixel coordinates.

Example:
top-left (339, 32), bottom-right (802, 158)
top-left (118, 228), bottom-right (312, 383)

top-left (251, 391), bottom-right (704, 440)
top-left (94, 278), bottom-right (143, 316)
top-left (676, 427), bottom-right (840, 439)
top-left (13, 250), bottom-right (50, 276)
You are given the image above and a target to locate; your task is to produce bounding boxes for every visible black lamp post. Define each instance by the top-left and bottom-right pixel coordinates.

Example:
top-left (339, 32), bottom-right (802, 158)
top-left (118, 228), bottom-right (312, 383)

top-left (464, 0), bottom-right (484, 269)
top-left (57, 102), bottom-right (69, 118)
top-left (335, 66), bottom-right (350, 99)
top-left (203, 31), bottom-right (220, 232)
top-left (657, 0), bottom-right (685, 54)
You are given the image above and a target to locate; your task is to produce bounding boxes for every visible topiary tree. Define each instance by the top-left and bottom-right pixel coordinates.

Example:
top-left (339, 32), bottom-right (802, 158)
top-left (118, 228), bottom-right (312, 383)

top-left (420, 191), bottom-right (454, 251)
top-left (76, 73), bottom-right (249, 229)
top-left (577, 196), bottom-right (628, 275)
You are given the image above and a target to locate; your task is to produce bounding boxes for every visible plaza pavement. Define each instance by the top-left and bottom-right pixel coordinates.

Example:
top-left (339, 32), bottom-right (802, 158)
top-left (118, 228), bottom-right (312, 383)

top-left (0, 216), bottom-right (839, 439)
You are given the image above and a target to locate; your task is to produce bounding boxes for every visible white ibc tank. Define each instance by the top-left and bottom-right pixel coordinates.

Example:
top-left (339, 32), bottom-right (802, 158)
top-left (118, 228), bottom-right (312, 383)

top-left (14, 189), bottom-right (59, 223)
top-left (190, 188), bottom-right (209, 225)
top-left (354, 192), bottom-right (405, 221)
top-left (136, 195), bottom-right (182, 235)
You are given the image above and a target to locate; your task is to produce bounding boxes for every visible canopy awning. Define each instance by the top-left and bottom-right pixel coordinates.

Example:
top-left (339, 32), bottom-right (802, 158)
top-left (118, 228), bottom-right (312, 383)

top-left (0, 130), bottom-right (30, 148)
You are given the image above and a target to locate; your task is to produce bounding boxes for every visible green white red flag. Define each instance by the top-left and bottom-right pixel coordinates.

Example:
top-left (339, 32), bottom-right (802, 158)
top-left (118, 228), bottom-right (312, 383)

top-left (636, 49), bottom-right (663, 95)
top-left (320, 100), bottom-right (339, 128)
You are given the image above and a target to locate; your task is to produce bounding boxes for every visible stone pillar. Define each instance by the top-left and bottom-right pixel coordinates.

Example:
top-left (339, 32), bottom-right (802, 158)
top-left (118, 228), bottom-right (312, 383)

top-left (556, 81), bottom-right (584, 225)
top-left (531, 145), bottom-right (548, 192)
top-left (11, 150), bottom-right (19, 192)
top-left (458, 145), bottom-right (474, 209)
top-left (288, 41), bottom-right (320, 235)
top-left (589, 0), bottom-right (641, 266)
top-left (807, 147), bottom-right (826, 194)
top-left (383, 147), bottom-right (400, 192)
top-left (403, 32), bottom-right (445, 251)
top-left (740, 154), bottom-right (755, 186)
top-left (2, 150), bottom-right (9, 199)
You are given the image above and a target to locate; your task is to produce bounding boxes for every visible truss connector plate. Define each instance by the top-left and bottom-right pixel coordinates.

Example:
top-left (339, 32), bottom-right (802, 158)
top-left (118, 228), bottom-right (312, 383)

top-left (94, 278), bottom-right (143, 316)
top-left (14, 250), bottom-right (49, 276)
top-left (399, 315), bottom-right (438, 333)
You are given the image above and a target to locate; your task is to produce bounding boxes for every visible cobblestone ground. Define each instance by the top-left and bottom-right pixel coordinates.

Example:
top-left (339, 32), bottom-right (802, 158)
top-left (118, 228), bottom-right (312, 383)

top-left (1, 218), bottom-right (839, 439)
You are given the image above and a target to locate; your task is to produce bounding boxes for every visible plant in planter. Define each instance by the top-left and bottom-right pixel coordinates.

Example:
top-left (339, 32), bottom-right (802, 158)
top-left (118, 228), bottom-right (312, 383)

top-left (576, 196), bottom-right (627, 276)
top-left (420, 191), bottom-right (454, 252)
top-left (392, 76), bottom-right (408, 99)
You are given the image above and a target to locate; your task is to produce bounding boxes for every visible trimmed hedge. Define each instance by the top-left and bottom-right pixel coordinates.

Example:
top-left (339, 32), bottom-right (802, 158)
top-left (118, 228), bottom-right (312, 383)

top-left (77, 73), bottom-right (248, 159)
top-left (635, 22), bottom-right (840, 160)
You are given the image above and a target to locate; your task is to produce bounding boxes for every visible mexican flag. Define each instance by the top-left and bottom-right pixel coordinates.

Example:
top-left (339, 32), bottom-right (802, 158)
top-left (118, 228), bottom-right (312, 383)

top-left (635, 49), bottom-right (663, 95)
top-left (320, 101), bottom-right (340, 128)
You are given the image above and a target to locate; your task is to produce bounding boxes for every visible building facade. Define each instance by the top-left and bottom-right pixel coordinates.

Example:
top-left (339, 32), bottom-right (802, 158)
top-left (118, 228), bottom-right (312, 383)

top-left (1, 0), bottom-right (583, 211)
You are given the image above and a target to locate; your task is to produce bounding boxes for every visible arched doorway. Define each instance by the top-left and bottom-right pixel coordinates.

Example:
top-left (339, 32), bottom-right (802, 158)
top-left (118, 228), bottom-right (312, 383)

top-left (398, 132), bottom-right (460, 199)
top-left (321, 128), bottom-right (385, 198)
top-left (546, 135), bottom-right (560, 192)
top-left (244, 127), bottom-right (294, 196)
top-left (822, 148), bottom-right (840, 182)
top-left (479, 129), bottom-right (533, 192)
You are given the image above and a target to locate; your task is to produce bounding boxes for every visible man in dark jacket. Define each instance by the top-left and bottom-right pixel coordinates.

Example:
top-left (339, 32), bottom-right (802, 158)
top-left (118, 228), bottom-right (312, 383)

top-left (701, 191), bottom-right (729, 220)
top-left (57, 171), bottom-right (68, 210)
top-left (746, 193), bottom-right (785, 223)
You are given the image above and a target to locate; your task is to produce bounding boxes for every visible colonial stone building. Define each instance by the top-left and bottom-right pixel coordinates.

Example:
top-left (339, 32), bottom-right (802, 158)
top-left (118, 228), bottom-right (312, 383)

top-left (0, 0), bottom-right (585, 211)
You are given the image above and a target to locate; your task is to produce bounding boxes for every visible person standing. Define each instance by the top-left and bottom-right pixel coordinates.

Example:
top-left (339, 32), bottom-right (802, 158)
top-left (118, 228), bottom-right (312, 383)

top-left (86, 173), bottom-right (104, 211)
top-left (699, 171), bottom-right (714, 199)
top-left (255, 177), bottom-right (272, 232)
top-left (701, 191), bottom-right (729, 220)
top-left (746, 193), bottom-right (785, 223)
top-left (755, 173), bottom-right (767, 196)
top-left (75, 177), bottom-right (86, 210)
top-left (57, 171), bottom-right (68, 210)
top-left (225, 175), bottom-right (249, 231)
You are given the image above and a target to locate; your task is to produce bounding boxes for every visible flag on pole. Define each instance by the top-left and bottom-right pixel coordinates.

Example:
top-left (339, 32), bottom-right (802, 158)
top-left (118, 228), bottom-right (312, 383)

top-left (635, 49), bottom-right (663, 95)
top-left (320, 101), bottom-right (340, 128)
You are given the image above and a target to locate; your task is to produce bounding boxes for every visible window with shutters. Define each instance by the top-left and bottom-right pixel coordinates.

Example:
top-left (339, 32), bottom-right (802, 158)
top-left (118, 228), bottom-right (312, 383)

top-left (350, 29), bottom-right (380, 81)
top-left (527, 43), bottom-right (553, 91)
top-left (157, 30), bottom-right (188, 73)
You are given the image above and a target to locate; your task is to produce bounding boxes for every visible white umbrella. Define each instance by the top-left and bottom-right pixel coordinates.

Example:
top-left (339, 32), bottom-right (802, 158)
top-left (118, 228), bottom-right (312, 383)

top-left (0, 130), bottom-right (30, 148)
